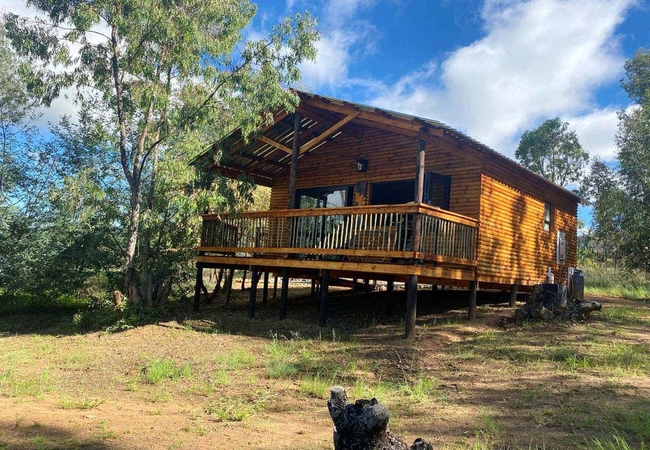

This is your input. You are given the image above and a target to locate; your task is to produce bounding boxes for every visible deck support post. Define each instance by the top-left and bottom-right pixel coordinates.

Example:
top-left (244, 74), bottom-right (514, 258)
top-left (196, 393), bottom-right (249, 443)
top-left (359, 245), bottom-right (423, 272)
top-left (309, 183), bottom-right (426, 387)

top-left (248, 266), bottom-right (259, 318)
top-left (262, 272), bottom-right (269, 306)
top-left (193, 263), bottom-right (203, 312)
top-left (273, 276), bottom-right (278, 299)
top-left (405, 275), bottom-right (418, 339)
top-left (509, 283), bottom-right (518, 307)
top-left (279, 267), bottom-right (290, 320)
top-left (386, 277), bottom-right (395, 316)
top-left (241, 269), bottom-right (247, 290)
top-left (311, 278), bottom-right (316, 299)
top-left (225, 267), bottom-right (234, 307)
top-left (319, 269), bottom-right (330, 327)
top-left (431, 284), bottom-right (438, 291)
top-left (468, 280), bottom-right (478, 320)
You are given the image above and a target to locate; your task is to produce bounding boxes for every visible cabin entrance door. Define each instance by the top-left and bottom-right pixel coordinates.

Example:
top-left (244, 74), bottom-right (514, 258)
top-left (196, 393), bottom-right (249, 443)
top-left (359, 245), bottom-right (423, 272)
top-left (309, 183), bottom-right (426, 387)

top-left (293, 186), bottom-right (353, 252)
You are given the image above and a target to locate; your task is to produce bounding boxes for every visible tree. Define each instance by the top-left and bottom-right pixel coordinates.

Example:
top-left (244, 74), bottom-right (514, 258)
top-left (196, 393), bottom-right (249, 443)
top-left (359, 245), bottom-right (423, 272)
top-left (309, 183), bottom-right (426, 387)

top-left (584, 48), bottom-right (650, 271)
top-left (581, 158), bottom-right (626, 264)
top-left (516, 118), bottom-right (589, 187)
top-left (4, 1), bottom-right (318, 303)
top-left (615, 99), bottom-right (650, 271)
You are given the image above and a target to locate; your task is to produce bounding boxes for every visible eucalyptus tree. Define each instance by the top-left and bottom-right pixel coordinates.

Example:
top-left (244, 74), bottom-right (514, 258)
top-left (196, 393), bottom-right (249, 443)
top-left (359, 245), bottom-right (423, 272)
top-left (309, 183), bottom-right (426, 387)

top-left (4, 1), bottom-right (317, 303)
top-left (516, 118), bottom-right (589, 187)
top-left (615, 49), bottom-right (650, 270)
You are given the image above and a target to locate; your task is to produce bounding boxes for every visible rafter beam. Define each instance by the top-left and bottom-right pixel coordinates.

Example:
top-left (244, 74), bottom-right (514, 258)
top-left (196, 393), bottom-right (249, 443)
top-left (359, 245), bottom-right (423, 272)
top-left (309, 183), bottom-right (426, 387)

top-left (258, 136), bottom-right (293, 154)
top-left (226, 109), bottom-right (291, 157)
top-left (299, 112), bottom-right (360, 155)
top-left (297, 106), bottom-right (364, 139)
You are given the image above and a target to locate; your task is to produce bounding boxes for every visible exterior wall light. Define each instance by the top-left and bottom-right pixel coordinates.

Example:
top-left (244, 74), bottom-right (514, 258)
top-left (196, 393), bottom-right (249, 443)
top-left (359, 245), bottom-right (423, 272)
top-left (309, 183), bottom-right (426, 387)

top-left (356, 158), bottom-right (368, 172)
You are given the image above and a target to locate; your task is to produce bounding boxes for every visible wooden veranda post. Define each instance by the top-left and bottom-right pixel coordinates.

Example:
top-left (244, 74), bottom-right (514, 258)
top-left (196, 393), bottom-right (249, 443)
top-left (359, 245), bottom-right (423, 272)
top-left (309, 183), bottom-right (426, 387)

top-left (248, 265), bottom-right (259, 318)
top-left (468, 280), bottom-right (478, 320)
top-left (279, 267), bottom-right (290, 320)
top-left (262, 272), bottom-right (269, 306)
top-left (193, 263), bottom-right (203, 312)
top-left (286, 112), bottom-right (301, 242)
top-left (319, 269), bottom-right (330, 327)
top-left (405, 129), bottom-right (426, 339)
top-left (509, 283), bottom-right (518, 307)
top-left (278, 113), bottom-right (301, 320)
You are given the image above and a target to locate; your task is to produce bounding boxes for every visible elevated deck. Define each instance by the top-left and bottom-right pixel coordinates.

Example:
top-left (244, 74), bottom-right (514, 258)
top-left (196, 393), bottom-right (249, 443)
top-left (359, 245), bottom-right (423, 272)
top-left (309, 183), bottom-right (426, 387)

top-left (197, 203), bottom-right (478, 284)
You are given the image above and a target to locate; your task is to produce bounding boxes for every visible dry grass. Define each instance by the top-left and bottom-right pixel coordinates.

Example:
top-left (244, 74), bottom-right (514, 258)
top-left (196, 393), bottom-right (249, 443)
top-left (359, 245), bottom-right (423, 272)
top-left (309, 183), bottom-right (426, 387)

top-left (1, 284), bottom-right (649, 449)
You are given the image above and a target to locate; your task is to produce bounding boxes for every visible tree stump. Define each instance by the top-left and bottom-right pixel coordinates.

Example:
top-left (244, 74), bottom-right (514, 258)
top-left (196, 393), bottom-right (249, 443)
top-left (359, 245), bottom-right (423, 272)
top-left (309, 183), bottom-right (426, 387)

top-left (514, 284), bottom-right (602, 322)
top-left (327, 386), bottom-right (433, 450)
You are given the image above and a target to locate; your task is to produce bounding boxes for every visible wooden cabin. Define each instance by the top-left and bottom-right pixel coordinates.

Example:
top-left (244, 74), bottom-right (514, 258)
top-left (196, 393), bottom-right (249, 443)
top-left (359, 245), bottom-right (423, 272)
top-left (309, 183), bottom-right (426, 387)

top-left (194, 91), bottom-right (579, 337)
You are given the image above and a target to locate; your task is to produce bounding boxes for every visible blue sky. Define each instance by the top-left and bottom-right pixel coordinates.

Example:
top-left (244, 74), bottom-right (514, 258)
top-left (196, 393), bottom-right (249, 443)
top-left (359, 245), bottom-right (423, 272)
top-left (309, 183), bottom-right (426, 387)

top-left (253, 0), bottom-right (649, 227)
top-left (4, 0), bottom-right (649, 225)
top-left (251, 0), bottom-right (648, 163)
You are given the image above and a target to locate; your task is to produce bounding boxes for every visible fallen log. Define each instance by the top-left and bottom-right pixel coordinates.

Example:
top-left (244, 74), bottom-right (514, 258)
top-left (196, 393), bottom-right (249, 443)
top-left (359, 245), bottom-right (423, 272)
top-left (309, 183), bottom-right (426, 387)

top-left (327, 386), bottom-right (433, 450)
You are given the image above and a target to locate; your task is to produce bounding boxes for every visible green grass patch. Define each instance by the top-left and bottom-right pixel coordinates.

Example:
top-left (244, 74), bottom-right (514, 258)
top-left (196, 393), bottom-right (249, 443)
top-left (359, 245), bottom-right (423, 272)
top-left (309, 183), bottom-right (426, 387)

top-left (399, 376), bottom-right (447, 403)
top-left (203, 390), bottom-right (271, 422)
top-left (0, 292), bottom-right (86, 315)
top-left (0, 368), bottom-right (56, 398)
top-left (299, 373), bottom-right (338, 399)
top-left (214, 348), bottom-right (255, 370)
top-left (583, 265), bottom-right (650, 300)
top-left (589, 434), bottom-right (646, 450)
top-left (59, 396), bottom-right (106, 410)
top-left (265, 338), bottom-right (300, 378)
top-left (142, 358), bottom-right (191, 384)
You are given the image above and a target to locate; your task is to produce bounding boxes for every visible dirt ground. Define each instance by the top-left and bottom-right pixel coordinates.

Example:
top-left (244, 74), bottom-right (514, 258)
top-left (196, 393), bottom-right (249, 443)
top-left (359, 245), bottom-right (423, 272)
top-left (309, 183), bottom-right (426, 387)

top-left (1, 284), bottom-right (649, 450)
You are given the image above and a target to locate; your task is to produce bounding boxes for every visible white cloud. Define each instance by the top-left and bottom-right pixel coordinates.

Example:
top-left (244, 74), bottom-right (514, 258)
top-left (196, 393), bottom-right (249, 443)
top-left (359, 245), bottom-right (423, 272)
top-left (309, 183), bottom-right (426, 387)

top-left (297, 0), bottom-right (378, 91)
top-left (568, 108), bottom-right (620, 161)
top-left (298, 31), bottom-right (353, 89)
top-left (367, 0), bottom-right (635, 158)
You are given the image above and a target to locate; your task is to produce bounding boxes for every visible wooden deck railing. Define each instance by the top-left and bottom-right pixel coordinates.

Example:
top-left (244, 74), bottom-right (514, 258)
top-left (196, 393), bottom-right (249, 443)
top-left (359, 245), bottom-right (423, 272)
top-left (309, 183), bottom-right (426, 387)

top-left (199, 204), bottom-right (477, 265)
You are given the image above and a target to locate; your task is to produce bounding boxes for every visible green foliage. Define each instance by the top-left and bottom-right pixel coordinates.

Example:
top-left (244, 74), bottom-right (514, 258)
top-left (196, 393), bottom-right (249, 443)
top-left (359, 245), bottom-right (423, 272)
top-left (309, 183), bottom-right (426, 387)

top-left (516, 117), bottom-right (589, 187)
top-left (582, 264), bottom-right (650, 300)
top-left (580, 48), bottom-right (650, 271)
top-left (2, 1), bottom-right (318, 307)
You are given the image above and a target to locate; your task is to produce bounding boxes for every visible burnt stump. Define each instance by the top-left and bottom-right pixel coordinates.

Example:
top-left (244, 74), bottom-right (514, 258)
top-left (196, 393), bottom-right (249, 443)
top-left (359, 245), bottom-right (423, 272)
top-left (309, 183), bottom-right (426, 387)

top-left (327, 386), bottom-right (433, 450)
top-left (514, 283), bottom-right (601, 322)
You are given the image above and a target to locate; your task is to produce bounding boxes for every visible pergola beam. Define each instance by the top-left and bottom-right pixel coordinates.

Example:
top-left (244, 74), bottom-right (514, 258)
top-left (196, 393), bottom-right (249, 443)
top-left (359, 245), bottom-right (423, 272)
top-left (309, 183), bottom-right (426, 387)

top-left (299, 112), bottom-right (360, 155)
top-left (258, 136), bottom-right (293, 155)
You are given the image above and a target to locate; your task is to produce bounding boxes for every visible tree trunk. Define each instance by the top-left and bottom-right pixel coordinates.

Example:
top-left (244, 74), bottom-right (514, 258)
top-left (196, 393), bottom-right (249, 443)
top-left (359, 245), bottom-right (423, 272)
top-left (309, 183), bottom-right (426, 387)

top-left (123, 187), bottom-right (141, 304)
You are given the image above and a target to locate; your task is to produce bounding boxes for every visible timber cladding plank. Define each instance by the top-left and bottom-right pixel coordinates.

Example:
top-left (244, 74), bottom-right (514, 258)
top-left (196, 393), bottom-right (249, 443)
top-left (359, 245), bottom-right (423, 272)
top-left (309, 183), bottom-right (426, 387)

top-left (477, 174), bottom-right (577, 286)
top-left (269, 126), bottom-right (482, 219)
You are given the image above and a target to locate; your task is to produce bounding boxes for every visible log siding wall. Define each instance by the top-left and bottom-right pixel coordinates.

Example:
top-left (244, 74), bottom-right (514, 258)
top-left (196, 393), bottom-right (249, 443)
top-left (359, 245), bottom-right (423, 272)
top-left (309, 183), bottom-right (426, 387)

top-left (266, 123), bottom-right (578, 288)
top-left (269, 127), bottom-right (482, 220)
top-left (477, 174), bottom-right (578, 285)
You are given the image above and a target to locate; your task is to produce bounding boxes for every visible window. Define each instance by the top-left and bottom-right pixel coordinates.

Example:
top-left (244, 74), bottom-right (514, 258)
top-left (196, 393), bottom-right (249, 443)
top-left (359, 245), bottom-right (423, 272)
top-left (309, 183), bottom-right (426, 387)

top-left (370, 172), bottom-right (451, 209)
top-left (424, 172), bottom-right (451, 209)
top-left (296, 186), bottom-right (352, 209)
top-left (544, 201), bottom-right (552, 231)
top-left (371, 179), bottom-right (415, 205)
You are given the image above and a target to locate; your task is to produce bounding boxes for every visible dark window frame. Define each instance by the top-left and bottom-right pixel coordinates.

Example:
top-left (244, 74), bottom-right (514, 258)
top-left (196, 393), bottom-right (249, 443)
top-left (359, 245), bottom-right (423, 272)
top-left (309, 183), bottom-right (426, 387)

top-left (369, 172), bottom-right (451, 209)
top-left (295, 185), bottom-right (353, 209)
top-left (544, 201), bottom-right (552, 231)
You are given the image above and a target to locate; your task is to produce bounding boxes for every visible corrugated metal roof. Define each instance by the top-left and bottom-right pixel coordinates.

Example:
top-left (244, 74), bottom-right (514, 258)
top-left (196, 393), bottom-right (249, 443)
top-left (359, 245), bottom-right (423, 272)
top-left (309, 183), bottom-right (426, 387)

top-left (197, 89), bottom-right (581, 201)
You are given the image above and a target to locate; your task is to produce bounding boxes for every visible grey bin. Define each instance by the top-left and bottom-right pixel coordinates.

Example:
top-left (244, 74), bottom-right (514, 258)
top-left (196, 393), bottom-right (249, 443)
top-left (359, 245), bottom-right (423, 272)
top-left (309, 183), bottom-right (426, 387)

top-left (572, 269), bottom-right (584, 301)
